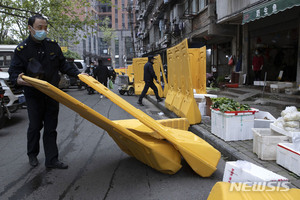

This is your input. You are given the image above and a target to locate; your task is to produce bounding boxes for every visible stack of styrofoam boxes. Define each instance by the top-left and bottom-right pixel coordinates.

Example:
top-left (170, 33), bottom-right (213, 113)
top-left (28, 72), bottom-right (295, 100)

top-left (252, 128), bottom-right (290, 160)
top-left (271, 123), bottom-right (300, 176)
top-left (276, 143), bottom-right (300, 176)
top-left (223, 160), bottom-right (288, 183)
top-left (194, 94), bottom-right (217, 117)
top-left (254, 111), bottom-right (276, 128)
top-left (211, 109), bottom-right (256, 141)
top-left (269, 106), bottom-right (300, 176)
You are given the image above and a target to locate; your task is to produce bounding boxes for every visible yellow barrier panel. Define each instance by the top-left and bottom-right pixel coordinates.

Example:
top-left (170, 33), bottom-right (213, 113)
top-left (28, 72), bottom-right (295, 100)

top-left (132, 57), bottom-right (163, 97)
top-left (114, 68), bottom-right (126, 75)
top-left (207, 182), bottom-right (300, 200)
top-left (79, 75), bottom-right (221, 177)
top-left (114, 118), bottom-right (190, 140)
top-left (166, 39), bottom-right (201, 124)
top-left (188, 46), bottom-right (206, 94)
top-left (22, 75), bottom-right (182, 174)
top-left (127, 65), bottom-right (134, 83)
top-left (165, 43), bottom-right (178, 111)
top-left (133, 57), bottom-right (147, 95)
top-left (179, 40), bottom-right (201, 124)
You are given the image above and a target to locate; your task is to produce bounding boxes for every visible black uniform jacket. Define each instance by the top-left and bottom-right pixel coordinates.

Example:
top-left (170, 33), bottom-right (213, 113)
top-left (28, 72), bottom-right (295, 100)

top-left (143, 61), bottom-right (157, 82)
top-left (9, 35), bottom-right (80, 90)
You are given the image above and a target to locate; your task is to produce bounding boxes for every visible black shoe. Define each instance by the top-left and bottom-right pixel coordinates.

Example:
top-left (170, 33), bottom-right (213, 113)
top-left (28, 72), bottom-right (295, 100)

top-left (46, 161), bottom-right (68, 169)
top-left (157, 98), bottom-right (163, 103)
top-left (137, 101), bottom-right (144, 106)
top-left (29, 156), bottom-right (39, 167)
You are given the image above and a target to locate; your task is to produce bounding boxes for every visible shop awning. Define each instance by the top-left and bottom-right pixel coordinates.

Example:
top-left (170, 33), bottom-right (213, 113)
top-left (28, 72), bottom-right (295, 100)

top-left (242, 0), bottom-right (300, 24)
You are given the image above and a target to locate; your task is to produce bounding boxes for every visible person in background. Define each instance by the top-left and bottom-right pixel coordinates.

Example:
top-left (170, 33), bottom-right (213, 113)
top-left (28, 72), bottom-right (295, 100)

top-left (9, 14), bottom-right (87, 169)
top-left (252, 49), bottom-right (264, 81)
top-left (94, 59), bottom-right (109, 98)
top-left (137, 55), bottom-right (163, 106)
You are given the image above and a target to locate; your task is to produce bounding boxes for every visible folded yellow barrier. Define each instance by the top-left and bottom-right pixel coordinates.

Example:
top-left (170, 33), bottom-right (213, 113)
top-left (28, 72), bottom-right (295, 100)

top-left (22, 75), bottom-right (182, 174)
top-left (79, 75), bottom-right (221, 177)
top-left (207, 182), bottom-right (300, 200)
top-left (113, 118), bottom-right (190, 139)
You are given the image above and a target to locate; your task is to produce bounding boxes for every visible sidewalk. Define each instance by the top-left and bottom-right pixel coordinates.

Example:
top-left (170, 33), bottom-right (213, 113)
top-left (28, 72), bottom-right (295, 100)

top-left (146, 87), bottom-right (300, 189)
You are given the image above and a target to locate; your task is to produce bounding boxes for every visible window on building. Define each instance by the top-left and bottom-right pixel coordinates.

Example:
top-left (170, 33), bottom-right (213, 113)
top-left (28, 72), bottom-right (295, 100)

top-left (122, 14), bottom-right (125, 29)
top-left (115, 37), bottom-right (119, 55)
top-left (93, 35), bottom-right (96, 53)
top-left (125, 36), bottom-right (133, 54)
top-left (88, 37), bottom-right (91, 53)
top-left (82, 39), bottom-right (86, 52)
top-left (199, 0), bottom-right (207, 11)
top-left (192, 0), bottom-right (207, 13)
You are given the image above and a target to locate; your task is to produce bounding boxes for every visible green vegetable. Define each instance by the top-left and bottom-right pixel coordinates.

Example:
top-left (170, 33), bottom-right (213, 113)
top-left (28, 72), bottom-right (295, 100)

top-left (211, 97), bottom-right (250, 112)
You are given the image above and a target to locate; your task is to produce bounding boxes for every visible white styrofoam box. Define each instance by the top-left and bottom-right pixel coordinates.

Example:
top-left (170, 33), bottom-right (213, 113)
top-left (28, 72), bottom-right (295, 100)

top-left (211, 109), bottom-right (255, 141)
top-left (270, 123), bottom-right (300, 138)
top-left (253, 81), bottom-right (266, 86)
top-left (277, 143), bottom-right (300, 176)
top-left (254, 111), bottom-right (276, 128)
top-left (252, 128), bottom-right (290, 160)
top-left (198, 102), bottom-right (206, 116)
top-left (223, 160), bottom-right (288, 183)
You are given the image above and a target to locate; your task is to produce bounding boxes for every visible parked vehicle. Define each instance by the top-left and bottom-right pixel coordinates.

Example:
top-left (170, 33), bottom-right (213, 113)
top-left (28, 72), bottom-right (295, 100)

top-left (0, 44), bottom-right (17, 72)
top-left (0, 85), bottom-right (8, 128)
top-left (66, 59), bottom-right (84, 89)
top-left (74, 60), bottom-right (87, 73)
top-left (0, 71), bottom-right (25, 128)
top-left (116, 75), bottom-right (134, 96)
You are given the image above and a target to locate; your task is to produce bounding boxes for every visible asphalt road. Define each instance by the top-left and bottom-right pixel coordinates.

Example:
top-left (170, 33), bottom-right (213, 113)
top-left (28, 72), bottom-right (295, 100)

top-left (0, 87), bottom-right (226, 200)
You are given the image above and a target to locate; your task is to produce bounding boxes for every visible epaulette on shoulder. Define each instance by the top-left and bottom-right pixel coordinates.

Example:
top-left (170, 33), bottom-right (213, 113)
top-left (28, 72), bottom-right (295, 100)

top-left (46, 38), bottom-right (58, 43)
top-left (16, 42), bottom-right (28, 52)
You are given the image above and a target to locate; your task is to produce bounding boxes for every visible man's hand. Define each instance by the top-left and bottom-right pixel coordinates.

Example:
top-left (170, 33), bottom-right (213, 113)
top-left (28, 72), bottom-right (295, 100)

top-left (17, 73), bottom-right (32, 87)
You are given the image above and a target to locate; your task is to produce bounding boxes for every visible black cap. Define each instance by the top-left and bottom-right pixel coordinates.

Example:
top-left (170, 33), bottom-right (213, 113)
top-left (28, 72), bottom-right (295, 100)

top-left (148, 55), bottom-right (156, 59)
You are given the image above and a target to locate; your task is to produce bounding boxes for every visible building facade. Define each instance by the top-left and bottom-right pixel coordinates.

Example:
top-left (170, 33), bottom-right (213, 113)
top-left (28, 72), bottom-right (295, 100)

top-left (69, 0), bottom-right (136, 68)
top-left (134, 0), bottom-right (300, 85)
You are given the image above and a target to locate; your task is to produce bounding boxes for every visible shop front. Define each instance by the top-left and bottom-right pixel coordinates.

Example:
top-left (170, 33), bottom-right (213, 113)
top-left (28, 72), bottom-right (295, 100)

top-left (243, 1), bottom-right (300, 84)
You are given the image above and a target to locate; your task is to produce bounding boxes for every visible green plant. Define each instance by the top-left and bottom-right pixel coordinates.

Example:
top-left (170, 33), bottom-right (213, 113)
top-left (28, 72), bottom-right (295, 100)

top-left (211, 97), bottom-right (250, 112)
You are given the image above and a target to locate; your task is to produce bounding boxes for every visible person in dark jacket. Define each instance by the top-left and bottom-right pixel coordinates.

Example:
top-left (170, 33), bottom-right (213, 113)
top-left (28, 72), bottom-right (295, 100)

top-left (94, 59), bottom-right (109, 87)
top-left (9, 14), bottom-right (86, 169)
top-left (137, 55), bottom-right (163, 106)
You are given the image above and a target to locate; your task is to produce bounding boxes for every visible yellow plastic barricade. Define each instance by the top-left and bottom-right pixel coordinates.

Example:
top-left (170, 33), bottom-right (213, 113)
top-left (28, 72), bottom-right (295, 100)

top-left (114, 68), bottom-right (126, 75)
top-left (79, 75), bottom-right (221, 177)
top-left (166, 39), bottom-right (201, 124)
top-left (127, 65), bottom-right (134, 83)
top-left (22, 75), bottom-right (182, 175)
top-left (114, 118), bottom-right (190, 140)
top-left (207, 182), bottom-right (300, 200)
top-left (133, 57), bottom-right (163, 97)
top-left (188, 46), bottom-right (206, 94)
top-left (165, 44), bottom-right (178, 111)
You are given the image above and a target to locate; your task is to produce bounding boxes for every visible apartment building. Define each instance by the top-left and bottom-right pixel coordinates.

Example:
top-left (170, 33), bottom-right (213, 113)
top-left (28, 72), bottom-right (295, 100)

top-left (69, 0), bottom-right (136, 68)
top-left (134, 0), bottom-right (300, 85)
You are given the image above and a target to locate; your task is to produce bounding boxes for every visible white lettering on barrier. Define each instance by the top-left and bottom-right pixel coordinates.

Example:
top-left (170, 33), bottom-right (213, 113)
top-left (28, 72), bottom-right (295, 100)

top-left (229, 182), bottom-right (290, 192)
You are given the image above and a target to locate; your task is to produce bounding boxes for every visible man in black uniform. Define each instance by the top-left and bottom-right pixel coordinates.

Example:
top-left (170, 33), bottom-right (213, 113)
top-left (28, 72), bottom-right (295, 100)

top-left (9, 14), bottom-right (83, 169)
top-left (137, 55), bottom-right (163, 106)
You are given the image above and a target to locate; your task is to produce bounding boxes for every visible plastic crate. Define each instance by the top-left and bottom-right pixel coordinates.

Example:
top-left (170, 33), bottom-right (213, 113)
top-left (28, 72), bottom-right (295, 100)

top-left (277, 143), bottom-right (300, 176)
top-left (252, 128), bottom-right (290, 160)
top-left (223, 160), bottom-right (288, 183)
top-left (211, 109), bottom-right (256, 141)
top-left (254, 111), bottom-right (276, 128)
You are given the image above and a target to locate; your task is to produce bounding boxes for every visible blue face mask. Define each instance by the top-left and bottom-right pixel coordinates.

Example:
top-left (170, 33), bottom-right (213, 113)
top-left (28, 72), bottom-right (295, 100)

top-left (31, 26), bottom-right (47, 41)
